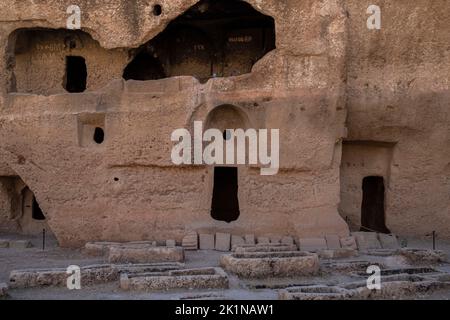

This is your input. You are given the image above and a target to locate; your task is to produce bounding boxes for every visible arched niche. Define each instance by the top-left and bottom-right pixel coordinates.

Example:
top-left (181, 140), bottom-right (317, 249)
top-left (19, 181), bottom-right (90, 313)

top-left (205, 104), bottom-right (251, 132)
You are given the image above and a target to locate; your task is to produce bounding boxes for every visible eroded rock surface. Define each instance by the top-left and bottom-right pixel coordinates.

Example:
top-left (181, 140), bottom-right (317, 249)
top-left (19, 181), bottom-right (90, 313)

top-left (0, 0), bottom-right (448, 246)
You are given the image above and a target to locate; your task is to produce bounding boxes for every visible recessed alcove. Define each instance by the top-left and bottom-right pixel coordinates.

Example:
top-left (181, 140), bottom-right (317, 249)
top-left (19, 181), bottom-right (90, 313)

top-left (123, 0), bottom-right (276, 83)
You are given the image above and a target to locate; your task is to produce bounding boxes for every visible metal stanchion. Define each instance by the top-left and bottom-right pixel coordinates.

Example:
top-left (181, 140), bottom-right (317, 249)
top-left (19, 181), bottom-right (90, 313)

top-left (432, 231), bottom-right (436, 250)
top-left (42, 228), bottom-right (46, 251)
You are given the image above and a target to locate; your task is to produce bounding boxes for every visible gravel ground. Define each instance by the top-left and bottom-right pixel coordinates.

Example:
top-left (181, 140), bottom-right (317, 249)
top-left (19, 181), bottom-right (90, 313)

top-left (1, 233), bottom-right (450, 300)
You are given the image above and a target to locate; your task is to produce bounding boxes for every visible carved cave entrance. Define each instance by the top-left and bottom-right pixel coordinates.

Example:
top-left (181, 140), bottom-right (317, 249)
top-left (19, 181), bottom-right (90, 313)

top-left (64, 55), bottom-right (87, 93)
top-left (361, 176), bottom-right (390, 234)
top-left (31, 195), bottom-right (45, 220)
top-left (211, 167), bottom-right (240, 223)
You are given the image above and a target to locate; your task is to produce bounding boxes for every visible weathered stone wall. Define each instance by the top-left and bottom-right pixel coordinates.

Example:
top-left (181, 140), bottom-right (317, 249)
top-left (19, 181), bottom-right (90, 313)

top-left (339, 141), bottom-right (395, 231)
top-left (0, 176), bottom-right (49, 234)
top-left (341, 0), bottom-right (450, 238)
top-left (0, 0), bottom-right (448, 246)
top-left (9, 29), bottom-right (127, 95)
top-left (0, 177), bottom-right (18, 233)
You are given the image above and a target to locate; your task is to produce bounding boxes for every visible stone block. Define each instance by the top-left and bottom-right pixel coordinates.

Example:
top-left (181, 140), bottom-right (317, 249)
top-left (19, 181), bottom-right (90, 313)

top-left (231, 235), bottom-right (245, 247)
top-left (113, 262), bottom-right (185, 275)
top-left (340, 236), bottom-right (357, 250)
top-left (9, 240), bottom-right (33, 249)
top-left (245, 234), bottom-right (255, 245)
top-left (321, 261), bottom-right (378, 273)
top-left (257, 237), bottom-right (270, 244)
top-left (352, 232), bottom-right (382, 250)
top-left (199, 234), bottom-right (215, 250)
top-left (398, 249), bottom-right (447, 264)
top-left (318, 248), bottom-right (358, 259)
top-left (0, 240), bottom-right (9, 248)
top-left (9, 264), bottom-right (117, 288)
top-left (215, 233), bottom-right (231, 252)
top-left (84, 241), bottom-right (120, 256)
top-left (108, 246), bottom-right (184, 264)
top-left (9, 263), bottom-right (185, 289)
top-left (182, 232), bottom-right (198, 250)
top-left (166, 240), bottom-right (176, 247)
top-left (119, 273), bottom-right (130, 291)
top-left (366, 249), bottom-right (398, 257)
top-left (299, 238), bottom-right (327, 252)
top-left (280, 274), bottom-right (450, 300)
top-left (279, 285), bottom-right (350, 300)
top-left (235, 244), bottom-right (298, 253)
top-left (281, 236), bottom-right (294, 245)
top-left (270, 236), bottom-right (281, 244)
top-left (220, 251), bottom-right (319, 278)
top-left (120, 267), bottom-right (228, 291)
top-left (378, 234), bottom-right (400, 249)
top-left (325, 235), bottom-right (341, 250)
top-left (122, 241), bottom-right (157, 247)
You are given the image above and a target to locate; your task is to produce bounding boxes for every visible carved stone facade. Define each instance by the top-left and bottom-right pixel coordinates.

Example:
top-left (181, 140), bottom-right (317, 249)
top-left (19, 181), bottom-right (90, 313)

top-left (0, 0), bottom-right (448, 246)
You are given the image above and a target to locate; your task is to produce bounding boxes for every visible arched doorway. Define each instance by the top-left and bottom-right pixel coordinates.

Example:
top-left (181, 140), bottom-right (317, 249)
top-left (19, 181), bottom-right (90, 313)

top-left (205, 105), bottom-right (250, 223)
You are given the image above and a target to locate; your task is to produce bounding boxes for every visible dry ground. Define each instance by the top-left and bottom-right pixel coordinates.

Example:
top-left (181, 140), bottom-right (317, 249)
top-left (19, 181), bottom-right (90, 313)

top-left (1, 233), bottom-right (450, 300)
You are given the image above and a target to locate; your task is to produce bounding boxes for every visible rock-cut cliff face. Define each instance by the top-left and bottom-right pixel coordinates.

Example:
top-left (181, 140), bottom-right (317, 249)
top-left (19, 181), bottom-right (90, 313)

top-left (0, 0), bottom-right (448, 246)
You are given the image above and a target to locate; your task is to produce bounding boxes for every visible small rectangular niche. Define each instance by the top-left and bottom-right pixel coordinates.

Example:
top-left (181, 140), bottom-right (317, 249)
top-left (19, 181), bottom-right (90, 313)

top-left (77, 113), bottom-right (106, 147)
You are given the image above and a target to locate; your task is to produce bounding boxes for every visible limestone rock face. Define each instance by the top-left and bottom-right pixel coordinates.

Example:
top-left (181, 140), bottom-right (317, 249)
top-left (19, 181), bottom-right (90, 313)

top-left (340, 0), bottom-right (450, 240)
top-left (0, 0), bottom-right (448, 246)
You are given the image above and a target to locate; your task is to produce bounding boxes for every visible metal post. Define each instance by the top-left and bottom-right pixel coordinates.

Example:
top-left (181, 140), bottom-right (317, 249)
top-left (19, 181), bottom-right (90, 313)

top-left (42, 228), bottom-right (46, 251)
top-left (432, 231), bottom-right (436, 250)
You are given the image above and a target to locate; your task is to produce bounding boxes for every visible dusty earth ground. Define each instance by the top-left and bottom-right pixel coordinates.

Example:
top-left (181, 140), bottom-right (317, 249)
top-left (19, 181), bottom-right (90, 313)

top-left (1, 234), bottom-right (450, 300)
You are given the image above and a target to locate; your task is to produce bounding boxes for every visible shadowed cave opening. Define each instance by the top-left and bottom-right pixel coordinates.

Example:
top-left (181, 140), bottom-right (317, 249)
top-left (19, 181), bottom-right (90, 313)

top-left (21, 187), bottom-right (46, 222)
top-left (0, 178), bottom-right (51, 235)
top-left (123, 0), bottom-right (276, 83)
top-left (211, 167), bottom-right (240, 223)
top-left (361, 176), bottom-right (390, 234)
top-left (64, 56), bottom-right (87, 93)
top-left (123, 51), bottom-right (166, 81)
top-left (32, 196), bottom-right (45, 221)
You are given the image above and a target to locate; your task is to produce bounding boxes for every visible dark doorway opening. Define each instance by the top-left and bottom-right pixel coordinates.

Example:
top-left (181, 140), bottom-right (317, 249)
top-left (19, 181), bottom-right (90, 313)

top-left (361, 176), bottom-right (390, 233)
top-left (65, 56), bottom-right (87, 92)
top-left (211, 167), bottom-right (240, 223)
top-left (32, 196), bottom-right (45, 220)
top-left (123, 51), bottom-right (166, 81)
